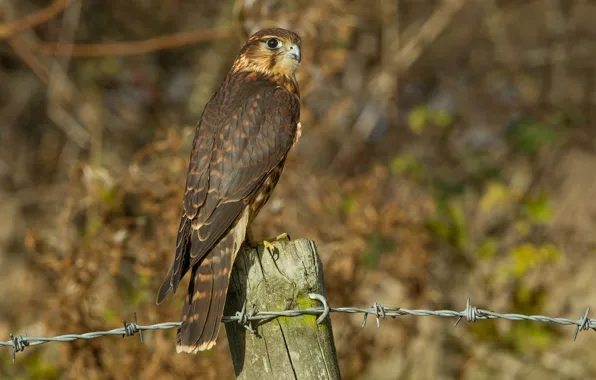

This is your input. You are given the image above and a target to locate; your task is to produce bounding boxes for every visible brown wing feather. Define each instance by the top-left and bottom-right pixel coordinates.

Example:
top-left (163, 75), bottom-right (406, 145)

top-left (157, 79), bottom-right (299, 306)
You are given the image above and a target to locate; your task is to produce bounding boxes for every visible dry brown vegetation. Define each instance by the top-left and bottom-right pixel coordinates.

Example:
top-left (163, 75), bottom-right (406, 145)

top-left (1, 0), bottom-right (596, 379)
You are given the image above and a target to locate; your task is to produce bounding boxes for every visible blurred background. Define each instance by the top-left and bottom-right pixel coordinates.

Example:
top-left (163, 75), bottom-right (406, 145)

top-left (1, 0), bottom-right (596, 379)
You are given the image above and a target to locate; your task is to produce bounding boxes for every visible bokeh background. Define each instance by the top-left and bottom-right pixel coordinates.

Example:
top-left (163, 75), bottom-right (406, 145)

top-left (1, 0), bottom-right (596, 379)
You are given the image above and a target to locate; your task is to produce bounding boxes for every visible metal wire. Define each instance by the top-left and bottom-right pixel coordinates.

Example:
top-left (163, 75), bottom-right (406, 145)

top-left (2, 294), bottom-right (594, 362)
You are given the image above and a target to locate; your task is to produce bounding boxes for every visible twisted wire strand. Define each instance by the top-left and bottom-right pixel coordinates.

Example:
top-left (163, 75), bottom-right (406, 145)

top-left (2, 295), bottom-right (594, 362)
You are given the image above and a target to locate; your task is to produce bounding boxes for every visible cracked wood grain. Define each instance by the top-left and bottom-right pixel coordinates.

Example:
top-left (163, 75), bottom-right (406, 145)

top-left (224, 239), bottom-right (341, 380)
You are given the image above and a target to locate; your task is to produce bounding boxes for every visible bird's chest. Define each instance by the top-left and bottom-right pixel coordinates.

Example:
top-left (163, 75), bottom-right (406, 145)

top-left (249, 164), bottom-right (284, 221)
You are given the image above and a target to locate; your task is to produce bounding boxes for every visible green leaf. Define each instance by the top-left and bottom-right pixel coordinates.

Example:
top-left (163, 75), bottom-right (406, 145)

top-left (432, 109), bottom-right (453, 128)
top-left (478, 239), bottom-right (497, 259)
top-left (479, 181), bottom-right (509, 212)
top-left (426, 197), bottom-right (469, 250)
top-left (523, 192), bottom-right (553, 224)
top-left (514, 221), bottom-right (531, 237)
top-left (99, 188), bottom-right (117, 207)
top-left (389, 153), bottom-right (424, 180)
top-left (407, 106), bottom-right (430, 135)
top-left (507, 322), bottom-right (554, 353)
top-left (341, 196), bottom-right (356, 213)
top-left (447, 201), bottom-right (468, 249)
top-left (139, 273), bottom-right (151, 287)
top-left (425, 219), bottom-right (451, 241)
top-left (24, 352), bottom-right (59, 379)
top-left (100, 57), bottom-right (122, 75)
top-left (502, 243), bottom-right (561, 278)
top-left (102, 308), bottom-right (119, 323)
top-left (507, 118), bottom-right (558, 155)
top-left (360, 232), bottom-right (396, 269)
top-left (538, 243), bottom-right (562, 261)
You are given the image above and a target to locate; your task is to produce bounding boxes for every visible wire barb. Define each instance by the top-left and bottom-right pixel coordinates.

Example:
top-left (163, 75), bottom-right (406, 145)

top-left (234, 301), bottom-right (255, 334)
top-left (361, 302), bottom-right (386, 328)
top-left (122, 313), bottom-right (143, 343)
top-left (362, 302), bottom-right (387, 328)
top-left (455, 297), bottom-right (478, 326)
top-left (573, 307), bottom-right (592, 341)
top-left (9, 334), bottom-right (28, 363)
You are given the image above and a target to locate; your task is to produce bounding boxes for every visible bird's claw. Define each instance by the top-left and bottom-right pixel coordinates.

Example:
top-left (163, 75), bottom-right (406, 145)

top-left (272, 232), bottom-right (291, 242)
top-left (262, 240), bottom-right (276, 253)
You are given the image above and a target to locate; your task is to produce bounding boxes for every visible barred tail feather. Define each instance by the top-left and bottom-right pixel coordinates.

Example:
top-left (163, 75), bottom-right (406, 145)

top-left (175, 208), bottom-right (249, 353)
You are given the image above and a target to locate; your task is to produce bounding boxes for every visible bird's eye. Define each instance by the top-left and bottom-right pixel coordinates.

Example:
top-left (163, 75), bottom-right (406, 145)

top-left (266, 38), bottom-right (282, 49)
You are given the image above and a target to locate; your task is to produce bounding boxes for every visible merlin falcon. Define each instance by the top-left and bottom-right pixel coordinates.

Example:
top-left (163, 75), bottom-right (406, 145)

top-left (156, 28), bottom-right (302, 354)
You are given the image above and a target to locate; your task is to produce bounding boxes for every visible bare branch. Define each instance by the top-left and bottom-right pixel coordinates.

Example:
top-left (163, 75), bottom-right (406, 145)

top-left (0, 0), bottom-right (74, 39)
top-left (37, 26), bottom-right (237, 57)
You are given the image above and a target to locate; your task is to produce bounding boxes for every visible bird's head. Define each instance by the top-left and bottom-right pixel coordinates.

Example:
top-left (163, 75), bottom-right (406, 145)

top-left (233, 28), bottom-right (301, 79)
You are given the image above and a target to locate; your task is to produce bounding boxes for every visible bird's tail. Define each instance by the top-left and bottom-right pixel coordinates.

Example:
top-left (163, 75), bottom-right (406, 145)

top-left (175, 210), bottom-right (249, 353)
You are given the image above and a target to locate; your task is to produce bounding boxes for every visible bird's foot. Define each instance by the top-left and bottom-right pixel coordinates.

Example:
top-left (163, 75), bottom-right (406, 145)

top-left (262, 240), bottom-right (276, 252)
top-left (261, 233), bottom-right (291, 258)
top-left (245, 232), bottom-right (291, 252)
top-left (262, 233), bottom-right (291, 250)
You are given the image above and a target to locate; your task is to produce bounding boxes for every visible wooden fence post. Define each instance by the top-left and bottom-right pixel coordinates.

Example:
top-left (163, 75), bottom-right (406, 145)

top-left (224, 238), bottom-right (341, 380)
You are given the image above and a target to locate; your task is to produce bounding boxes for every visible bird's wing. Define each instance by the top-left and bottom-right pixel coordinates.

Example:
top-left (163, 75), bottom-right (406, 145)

top-left (157, 82), bottom-right (300, 303)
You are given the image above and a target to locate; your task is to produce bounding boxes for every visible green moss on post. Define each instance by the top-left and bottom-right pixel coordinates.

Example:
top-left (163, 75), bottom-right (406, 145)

top-left (224, 239), bottom-right (341, 380)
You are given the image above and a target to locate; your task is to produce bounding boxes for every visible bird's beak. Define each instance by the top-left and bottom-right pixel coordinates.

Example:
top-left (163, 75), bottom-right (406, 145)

top-left (286, 44), bottom-right (301, 63)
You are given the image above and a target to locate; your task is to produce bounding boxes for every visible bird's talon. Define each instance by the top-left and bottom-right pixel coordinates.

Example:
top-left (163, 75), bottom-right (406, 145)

top-left (274, 232), bottom-right (291, 241)
top-left (262, 240), bottom-right (276, 252)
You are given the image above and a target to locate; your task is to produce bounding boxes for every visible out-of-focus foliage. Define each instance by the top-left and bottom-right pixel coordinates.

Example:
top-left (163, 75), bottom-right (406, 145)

top-left (1, 0), bottom-right (596, 379)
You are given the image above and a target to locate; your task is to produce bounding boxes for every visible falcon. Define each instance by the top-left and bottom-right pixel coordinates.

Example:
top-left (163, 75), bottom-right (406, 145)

top-left (156, 28), bottom-right (302, 354)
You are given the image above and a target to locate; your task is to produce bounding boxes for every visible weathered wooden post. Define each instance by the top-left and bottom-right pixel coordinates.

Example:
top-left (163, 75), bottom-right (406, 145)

top-left (224, 238), bottom-right (341, 380)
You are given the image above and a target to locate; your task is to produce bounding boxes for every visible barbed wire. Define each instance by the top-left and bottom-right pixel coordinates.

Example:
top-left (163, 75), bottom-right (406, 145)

top-left (2, 294), bottom-right (594, 362)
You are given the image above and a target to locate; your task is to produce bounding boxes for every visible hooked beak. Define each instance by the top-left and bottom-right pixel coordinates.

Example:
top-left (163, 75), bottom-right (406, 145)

top-left (286, 44), bottom-right (301, 63)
